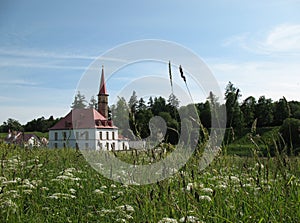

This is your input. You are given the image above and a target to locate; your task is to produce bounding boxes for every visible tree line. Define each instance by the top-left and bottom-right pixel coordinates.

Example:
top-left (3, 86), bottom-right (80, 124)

top-left (1, 82), bottom-right (300, 151)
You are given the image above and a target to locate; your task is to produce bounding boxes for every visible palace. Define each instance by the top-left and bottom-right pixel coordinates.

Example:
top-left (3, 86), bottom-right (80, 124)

top-left (48, 67), bottom-right (129, 150)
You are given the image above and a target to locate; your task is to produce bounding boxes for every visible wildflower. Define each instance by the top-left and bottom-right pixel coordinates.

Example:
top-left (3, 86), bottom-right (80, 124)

top-left (111, 184), bottom-right (117, 188)
top-left (229, 176), bottom-right (240, 183)
top-left (41, 187), bottom-right (49, 191)
top-left (201, 188), bottom-right (213, 194)
top-left (69, 188), bottom-right (76, 194)
top-left (179, 216), bottom-right (200, 223)
top-left (255, 163), bottom-right (264, 169)
top-left (216, 184), bottom-right (227, 189)
top-left (116, 204), bottom-right (135, 212)
top-left (100, 185), bottom-right (107, 190)
top-left (18, 183), bottom-right (35, 189)
top-left (158, 217), bottom-right (178, 223)
top-left (242, 183), bottom-right (252, 188)
top-left (2, 180), bottom-right (17, 185)
top-left (5, 190), bottom-right (20, 198)
top-left (48, 193), bottom-right (76, 199)
top-left (186, 183), bottom-right (194, 191)
top-left (0, 199), bottom-right (18, 212)
top-left (94, 189), bottom-right (104, 195)
top-left (198, 195), bottom-right (212, 202)
top-left (0, 177), bottom-right (7, 182)
top-left (23, 189), bottom-right (33, 194)
top-left (116, 219), bottom-right (127, 223)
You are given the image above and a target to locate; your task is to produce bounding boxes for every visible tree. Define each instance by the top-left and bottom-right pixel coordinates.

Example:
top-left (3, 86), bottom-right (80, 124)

top-left (151, 96), bottom-right (168, 115)
top-left (137, 98), bottom-right (147, 111)
top-left (167, 93), bottom-right (180, 108)
top-left (88, 95), bottom-right (98, 110)
top-left (289, 101), bottom-right (300, 119)
top-left (255, 96), bottom-right (274, 127)
top-left (1, 118), bottom-right (23, 132)
top-left (279, 118), bottom-right (300, 154)
top-left (197, 101), bottom-right (211, 129)
top-left (241, 96), bottom-right (256, 128)
top-left (110, 97), bottom-right (129, 135)
top-left (148, 96), bottom-right (154, 108)
top-left (128, 91), bottom-right (138, 114)
top-left (224, 82), bottom-right (244, 130)
top-left (71, 91), bottom-right (87, 109)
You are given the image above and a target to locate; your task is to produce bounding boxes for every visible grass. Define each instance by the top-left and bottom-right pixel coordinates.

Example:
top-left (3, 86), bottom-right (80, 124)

top-left (0, 142), bottom-right (299, 223)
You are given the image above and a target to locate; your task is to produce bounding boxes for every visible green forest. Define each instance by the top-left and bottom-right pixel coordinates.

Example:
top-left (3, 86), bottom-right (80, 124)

top-left (1, 82), bottom-right (300, 155)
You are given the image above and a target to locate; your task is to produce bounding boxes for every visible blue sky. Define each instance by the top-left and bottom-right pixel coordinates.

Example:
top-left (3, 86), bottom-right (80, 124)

top-left (1, 0), bottom-right (300, 124)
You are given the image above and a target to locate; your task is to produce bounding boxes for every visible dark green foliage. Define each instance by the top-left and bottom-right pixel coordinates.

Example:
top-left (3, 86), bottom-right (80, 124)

top-left (279, 118), bottom-right (300, 154)
top-left (255, 96), bottom-right (274, 127)
top-left (241, 96), bottom-right (256, 127)
top-left (24, 116), bottom-right (60, 133)
top-left (0, 118), bottom-right (24, 132)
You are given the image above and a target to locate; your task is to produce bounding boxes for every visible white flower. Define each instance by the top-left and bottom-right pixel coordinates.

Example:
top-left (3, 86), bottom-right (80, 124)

top-left (111, 184), bottom-right (117, 188)
top-left (48, 193), bottom-right (76, 199)
top-left (179, 216), bottom-right (200, 223)
top-left (201, 188), bottom-right (213, 194)
top-left (2, 180), bottom-right (17, 185)
top-left (116, 204), bottom-right (135, 212)
top-left (198, 195), bottom-right (212, 202)
top-left (229, 176), bottom-right (240, 183)
top-left (94, 189), bottom-right (104, 195)
top-left (23, 189), bottom-right (33, 194)
top-left (100, 185), bottom-right (107, 190)
top-left (255, 163), bottom-right (264, 169)
top-left (158, 217), bottom-right (178, 223)
top-left (216, 184), bottom-right (227, 189)
top-left (69, 188), bottom-right (76, 194)
top-left (41, 187), bottom-right (49, 191)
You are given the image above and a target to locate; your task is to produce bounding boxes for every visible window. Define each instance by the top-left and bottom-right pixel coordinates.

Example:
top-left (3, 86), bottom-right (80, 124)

top-left (85, 131), bottom-right (89, 140)
top-left (76, 132), bottom-right (79, 140)
top-left (100, 132), bottom-right (103, 140)
top-left (54, 132), bottom-right (58, 140)
top-left (112, 142), bottom-right (115, 151)
top-left (63, 132), bottom-right (67, 140)
top-left (85, 143), bottom-right (89, 149)
top-left (106, 132), bottom-right (109, 140)
top-left (106, 142), bottom-right (109, 150)
top-left (112, 132), bottom-right (115, 140)
top-left (63, 143), bottom-right (66, 148)
top-left (54, 143), bottom-right (58, 148)
top-left (76, 143), bottom-right (79, 149)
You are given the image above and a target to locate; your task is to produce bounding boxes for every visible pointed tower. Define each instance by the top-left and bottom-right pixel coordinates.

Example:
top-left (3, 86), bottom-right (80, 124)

top-left (98, 66), bottom-right (109, 119)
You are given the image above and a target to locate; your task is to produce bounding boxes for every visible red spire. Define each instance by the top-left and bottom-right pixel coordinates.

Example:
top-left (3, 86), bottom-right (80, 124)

top-left (99, 65), bottom-right (108, 95)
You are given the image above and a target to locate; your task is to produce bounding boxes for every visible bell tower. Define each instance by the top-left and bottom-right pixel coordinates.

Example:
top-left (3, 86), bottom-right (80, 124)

top-left (98, 66), bottom-right (109, 119)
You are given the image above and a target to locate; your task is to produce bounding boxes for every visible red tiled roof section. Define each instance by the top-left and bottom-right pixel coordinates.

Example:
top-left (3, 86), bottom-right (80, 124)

top-left (49, 108), bottom-right (117, 130)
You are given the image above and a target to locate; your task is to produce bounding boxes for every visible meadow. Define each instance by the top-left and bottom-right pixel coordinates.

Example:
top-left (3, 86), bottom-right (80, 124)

top-left (0, 142), bottom-right (299, 223)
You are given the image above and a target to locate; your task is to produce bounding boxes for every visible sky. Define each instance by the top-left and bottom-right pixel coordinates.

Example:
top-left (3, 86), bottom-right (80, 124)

top-left (1, 0), bottom-right (300, 124)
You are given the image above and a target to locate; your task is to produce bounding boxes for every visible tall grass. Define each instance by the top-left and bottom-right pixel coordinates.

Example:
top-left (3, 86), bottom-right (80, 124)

top-left (0, 142), bottom-right (299, 222)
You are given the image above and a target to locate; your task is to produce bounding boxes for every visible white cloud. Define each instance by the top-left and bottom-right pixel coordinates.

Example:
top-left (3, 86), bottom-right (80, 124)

top-left (209, 59), bottom-right (300, 101)
top-left (223, 23), bottom-right (300, 55)
top-left (262, 24), bottom-right (300, 53)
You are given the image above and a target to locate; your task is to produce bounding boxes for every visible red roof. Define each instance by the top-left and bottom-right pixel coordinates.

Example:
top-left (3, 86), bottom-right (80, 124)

top-left (49, 108), bottom-right (117, 130)
top-left (98, 66), bottom-right (108, 95)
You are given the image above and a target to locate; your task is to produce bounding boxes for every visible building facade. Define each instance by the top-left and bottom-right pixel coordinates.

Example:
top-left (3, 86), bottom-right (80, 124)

top-left (48, 67), bottom-right (129, 150)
